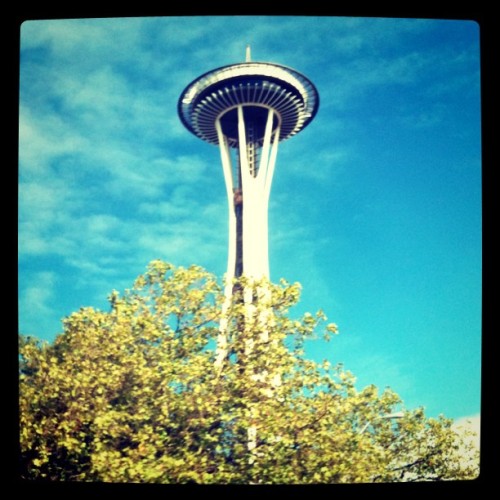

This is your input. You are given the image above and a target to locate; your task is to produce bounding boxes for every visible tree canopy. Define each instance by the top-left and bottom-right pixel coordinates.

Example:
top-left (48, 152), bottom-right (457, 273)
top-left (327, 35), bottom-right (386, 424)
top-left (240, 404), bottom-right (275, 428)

top-left (19, 260), bottom-right (479, 483)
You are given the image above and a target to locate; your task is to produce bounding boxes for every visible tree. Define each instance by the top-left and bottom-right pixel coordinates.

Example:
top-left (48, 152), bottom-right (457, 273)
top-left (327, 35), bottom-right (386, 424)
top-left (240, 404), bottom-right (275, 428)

top-left (18, 260), bottom-right (479, 483)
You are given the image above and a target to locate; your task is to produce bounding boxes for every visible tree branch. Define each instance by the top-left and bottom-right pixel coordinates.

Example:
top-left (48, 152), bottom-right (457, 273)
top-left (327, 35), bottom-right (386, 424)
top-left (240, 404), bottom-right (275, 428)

top-left (296, 406), bottom-right (329, 432)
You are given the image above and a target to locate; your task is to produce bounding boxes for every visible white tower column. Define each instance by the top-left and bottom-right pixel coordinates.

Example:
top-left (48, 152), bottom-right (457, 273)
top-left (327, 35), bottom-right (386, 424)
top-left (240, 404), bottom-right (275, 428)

top-left (237, 105), bottom-right (280, 282)
top-left (214, 105), bottom-right (281, 282)
top-left (215, 105), bottom-right (281, 285)
top-left (214, 106), bottom-right (282, 463)
top-left (214, 106), bottom-right (280, 372)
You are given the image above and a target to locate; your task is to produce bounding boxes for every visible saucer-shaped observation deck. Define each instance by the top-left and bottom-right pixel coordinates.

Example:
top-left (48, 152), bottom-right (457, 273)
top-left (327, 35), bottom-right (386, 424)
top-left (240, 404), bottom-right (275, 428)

top-left (178, 61), bottom-right (319, 148)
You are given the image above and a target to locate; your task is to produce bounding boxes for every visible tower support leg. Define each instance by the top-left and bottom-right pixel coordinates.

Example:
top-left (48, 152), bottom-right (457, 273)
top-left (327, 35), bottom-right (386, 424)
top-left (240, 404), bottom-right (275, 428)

top-left (215, 107), bottom-right (282, 471)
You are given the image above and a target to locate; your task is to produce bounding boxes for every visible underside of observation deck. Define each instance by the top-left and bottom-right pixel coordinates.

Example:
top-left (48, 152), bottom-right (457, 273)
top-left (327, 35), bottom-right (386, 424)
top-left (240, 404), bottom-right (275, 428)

top-left (178, 62), bottom-right (319, 147)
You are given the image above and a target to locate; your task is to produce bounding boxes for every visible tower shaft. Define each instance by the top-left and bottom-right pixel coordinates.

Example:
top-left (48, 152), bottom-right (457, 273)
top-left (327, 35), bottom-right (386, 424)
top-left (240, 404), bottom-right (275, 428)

top-left (216, 105), bottom-right (280, 283)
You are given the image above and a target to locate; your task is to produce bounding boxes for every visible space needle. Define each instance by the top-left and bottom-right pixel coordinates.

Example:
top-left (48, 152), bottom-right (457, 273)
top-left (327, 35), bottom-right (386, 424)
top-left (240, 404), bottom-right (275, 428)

top-left (178, 47), bottom-right (319, 290)
top-left (178, 47), bottom-right (319, 465)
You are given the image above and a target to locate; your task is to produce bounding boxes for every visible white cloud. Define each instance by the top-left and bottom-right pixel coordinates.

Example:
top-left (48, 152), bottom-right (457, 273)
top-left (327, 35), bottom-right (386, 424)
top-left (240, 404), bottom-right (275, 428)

top-left (21, 271), bottom-right (55, 311)
top-left (21, 18), bottom-right (145, 65)
top-left (349, 352), bottom-right (414, 396)
top-left (280, 142), bottom-right (350, 185)
top-left (139, 200), bottom-right (190, 220)
top-left (69, 67), bottom-right (130, 116)
top-left (19, 105), bottom-right (90, 176)
top-left (19, 19), bottom-right (223, 277)
top-left (19, 272), bottom-right (58, 336)
top-left (18, 175), bottom-right (84, 259)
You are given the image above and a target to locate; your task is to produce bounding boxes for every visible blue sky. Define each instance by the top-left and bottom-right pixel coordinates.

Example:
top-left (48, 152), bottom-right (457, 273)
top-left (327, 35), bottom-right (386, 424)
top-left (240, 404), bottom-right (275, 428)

top-left (19, 16), bottom-right (481, 424)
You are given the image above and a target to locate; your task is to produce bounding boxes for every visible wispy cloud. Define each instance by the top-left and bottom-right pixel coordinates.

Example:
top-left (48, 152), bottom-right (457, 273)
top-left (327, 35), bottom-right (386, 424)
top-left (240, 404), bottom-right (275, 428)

top-left (19, 17), bottom-right (225, 280)
top-left (344, 352), bottom-right (415, 397)
top-left (19, 271), bottom-right (57, 337)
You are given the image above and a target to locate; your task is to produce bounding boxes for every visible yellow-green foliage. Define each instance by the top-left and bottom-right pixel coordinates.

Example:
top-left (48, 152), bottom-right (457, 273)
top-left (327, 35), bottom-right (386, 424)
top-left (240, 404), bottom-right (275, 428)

top-left (19, 261), bottom-right (479, 483)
